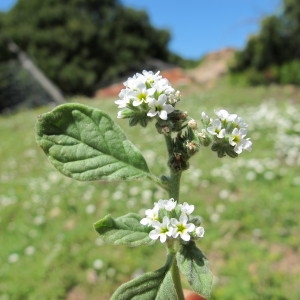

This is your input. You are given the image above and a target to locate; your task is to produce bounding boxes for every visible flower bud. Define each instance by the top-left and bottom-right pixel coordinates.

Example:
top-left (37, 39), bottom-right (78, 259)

top-left (168, 153), bottom-right (189, 171)
top-left (198, 130), bottom-right (211, 147)
top-left (188, 119), bottom-right (197, 130)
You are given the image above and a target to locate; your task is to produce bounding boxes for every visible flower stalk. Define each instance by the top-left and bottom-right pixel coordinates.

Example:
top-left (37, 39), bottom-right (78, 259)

top-left (36, 70), bottom-right (253, 299)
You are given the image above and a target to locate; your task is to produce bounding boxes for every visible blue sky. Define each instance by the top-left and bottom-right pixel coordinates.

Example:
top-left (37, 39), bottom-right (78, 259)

top-left (1, 0), bottom-right (281, 59)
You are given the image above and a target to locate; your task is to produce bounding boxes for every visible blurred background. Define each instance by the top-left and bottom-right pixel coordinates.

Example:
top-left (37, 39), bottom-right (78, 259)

top-left (0, 0), bottom-right (299, 299)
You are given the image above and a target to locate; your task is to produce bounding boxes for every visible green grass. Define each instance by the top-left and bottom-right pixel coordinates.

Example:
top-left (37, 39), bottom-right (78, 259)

top-left (1, 79), bottom-right (300, 299)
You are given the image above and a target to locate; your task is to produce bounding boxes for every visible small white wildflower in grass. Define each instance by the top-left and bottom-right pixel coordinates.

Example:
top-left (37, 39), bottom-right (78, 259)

top-left (86, 204), bottom-right (96, 214)
top-left (112, 190), bottom-right (123, 201)
top-left (24, 246), bottom-right (35, 256)
top-left (107, 267), bottom-right (116, 278)
top-left (219, 189), bottom-right (230, 199)
top-left (8, 253), bottom-right (19, 263)
top-left (210, 213), bottom-right (220, 223)
top-left (141, 189), bottom-right (153, 202)
top-left (93, 259), bottom-right (104, 270)
top-left (95, 237), bottom-right (104, 246)
top-left (33, 215), bottom-right (45, 226)
top-left (246, 171), bottom-right (256, 181)
top-left (149, 216), bottom-right (173, 243)
top-left (171, 214), bottom-right (195, 242)
top-left (292, 176), bottom-right (300, 186)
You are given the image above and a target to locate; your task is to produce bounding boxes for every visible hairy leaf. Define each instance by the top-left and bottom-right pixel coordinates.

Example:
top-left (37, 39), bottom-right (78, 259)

top-left (94, 213), bottom-right (154, 247)
top-left (177, 241), bottom-right (213, 298)
top-left (35, 103), bottom-right (150, 181)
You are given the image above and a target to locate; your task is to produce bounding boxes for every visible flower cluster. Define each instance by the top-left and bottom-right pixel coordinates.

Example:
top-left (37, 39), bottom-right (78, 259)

top-left (115, 70), bottom-right (180, 127)
top-left (140, 198), bottom-right (204, 243)
top-left (197, 109), bottom-right (252, 157)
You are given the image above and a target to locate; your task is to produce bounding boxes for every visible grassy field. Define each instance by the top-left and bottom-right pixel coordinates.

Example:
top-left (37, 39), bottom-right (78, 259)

top-left (1, 78), bottom-right (300, 299)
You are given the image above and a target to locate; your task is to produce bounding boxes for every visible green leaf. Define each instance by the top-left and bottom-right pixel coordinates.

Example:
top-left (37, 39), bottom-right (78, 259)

top-left (177, 241), bottom-right (213, 298)
top-left (35, 103), bottom-right (150, 181)
top-left (94, 213), bottom-right (154, 247)
top-left (111, 256), bottom-right (177, 300)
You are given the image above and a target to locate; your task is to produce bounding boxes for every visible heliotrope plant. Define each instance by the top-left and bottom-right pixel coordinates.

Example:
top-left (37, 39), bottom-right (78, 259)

top-left (35, 70), bottom-right (252, 299)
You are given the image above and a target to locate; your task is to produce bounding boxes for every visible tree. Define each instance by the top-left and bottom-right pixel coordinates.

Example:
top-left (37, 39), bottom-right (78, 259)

top-left (0, 0), bottom-right (171, 96)
top-left (230, 0), bottom-right (300, 85)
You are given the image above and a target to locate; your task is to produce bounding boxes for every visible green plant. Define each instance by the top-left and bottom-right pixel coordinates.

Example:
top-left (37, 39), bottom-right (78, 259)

top-left (35, 70), bottom-right (252, 299)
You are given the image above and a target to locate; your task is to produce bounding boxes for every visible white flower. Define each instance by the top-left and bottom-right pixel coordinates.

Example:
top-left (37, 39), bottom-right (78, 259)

top-left (140, 206), bottom-right (160, 226)
top-left (141, 198), bottom-right (205, 243)
top-left (147, 94), bottom-right (174, 120)
top-left (234, 116), bottom-right (248, 129)
top-left (229, 128), bottom-right (252, 154)
top-left (195, 226), bottom-right (205, 238)
top-left (142, 70), bottom-right (162, 84)
top-left (201, 112), bottom-right (212, 125)
top-left (153, 77), bottom-right (174, 94)
top-left (93, 259), bottom-right (104, 270)
top-left (171, 214), bottom-right (195, 241)
top-left (115, 88), bottom-right (134, 108)
top-left (157, 198), bottom-right (177, 211)
top-left (8, 253), bottom-right (19, 263)
top-left (149, 216), bottom-right (173, 243)
top-left (124, 73), bottom-right (145, 90)
top-left (215, 109), bottom-right (237, 122)
top-left (207, 119), bottom-right (226, 138)
top-left (179, 202), bottom-right (194, 215)
top-left (131, 85), bottom-right (155, 107)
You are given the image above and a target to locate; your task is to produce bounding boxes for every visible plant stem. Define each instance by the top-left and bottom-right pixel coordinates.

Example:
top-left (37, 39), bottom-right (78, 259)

top-left (172, 259), bottom-right (185, 300)
top-left (164, 134), bottom-right (174, 157)
top-left (169, 170), bottom-right (182, 201)
top-left (168, 244), bottom-right (185, 300)
top-left (164, 134), bottom-right (183, 201)
top-left (164, 134), bottom-right (184, 299)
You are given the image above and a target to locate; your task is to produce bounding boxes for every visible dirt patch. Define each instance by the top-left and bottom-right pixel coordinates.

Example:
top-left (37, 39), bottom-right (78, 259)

top-left (187, 48), bottom-right (235, 88)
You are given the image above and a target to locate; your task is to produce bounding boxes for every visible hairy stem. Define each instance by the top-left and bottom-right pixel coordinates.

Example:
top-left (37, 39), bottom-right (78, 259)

top-left (169, 171), bottom-right (182, 201)
top-left (168, 243), bottom-right (184, 300)
top-left (164, 133), bottom-right (184, 299)
top-left (164, 134), bottom-right (182, 201)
